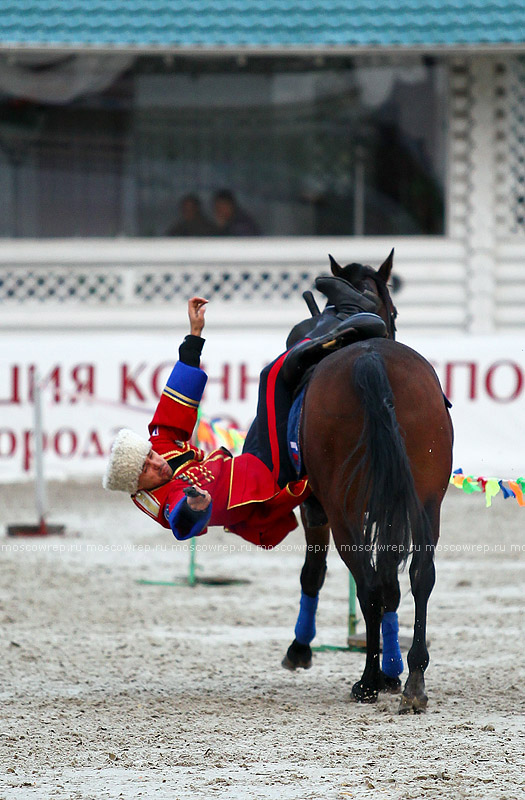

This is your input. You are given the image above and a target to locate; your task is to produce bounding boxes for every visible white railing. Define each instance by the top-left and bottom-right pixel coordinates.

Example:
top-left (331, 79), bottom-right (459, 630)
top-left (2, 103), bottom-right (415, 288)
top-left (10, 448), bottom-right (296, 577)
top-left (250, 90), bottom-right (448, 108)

top-left (0, 236), bottom-right (470, 336)
top-left (495, 241), bottom-right (525, 330)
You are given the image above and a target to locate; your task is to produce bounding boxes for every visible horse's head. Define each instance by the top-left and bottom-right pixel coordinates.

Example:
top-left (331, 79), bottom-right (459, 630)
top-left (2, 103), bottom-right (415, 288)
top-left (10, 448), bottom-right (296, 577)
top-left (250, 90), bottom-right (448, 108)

top-left (328, 249), bottom-right (398, 339)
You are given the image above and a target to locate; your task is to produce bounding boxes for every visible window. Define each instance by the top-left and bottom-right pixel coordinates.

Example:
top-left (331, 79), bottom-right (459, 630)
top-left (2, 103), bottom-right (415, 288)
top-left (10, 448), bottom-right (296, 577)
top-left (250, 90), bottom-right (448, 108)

top-left (0, 56), bottom-right (446, 237)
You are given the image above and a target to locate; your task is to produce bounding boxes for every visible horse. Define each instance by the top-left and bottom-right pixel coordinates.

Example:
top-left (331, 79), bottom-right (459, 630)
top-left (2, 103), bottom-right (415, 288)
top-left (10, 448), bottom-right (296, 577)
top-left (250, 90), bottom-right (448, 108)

top-left (282, 250), bottom-right (453, 714)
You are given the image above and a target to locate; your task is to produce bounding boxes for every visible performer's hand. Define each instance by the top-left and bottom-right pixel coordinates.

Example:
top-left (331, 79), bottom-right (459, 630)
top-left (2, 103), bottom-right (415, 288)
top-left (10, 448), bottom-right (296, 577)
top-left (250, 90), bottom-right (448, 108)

top-left (185, 487), bottom-right (211, 511)
top-left (188, 296), bottom-right (208, 336)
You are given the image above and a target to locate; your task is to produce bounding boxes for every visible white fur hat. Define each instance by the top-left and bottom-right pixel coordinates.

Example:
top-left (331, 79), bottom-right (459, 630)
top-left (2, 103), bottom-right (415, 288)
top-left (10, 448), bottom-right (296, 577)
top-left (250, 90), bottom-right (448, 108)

top-left (103, 428), bottom-right (151, 494)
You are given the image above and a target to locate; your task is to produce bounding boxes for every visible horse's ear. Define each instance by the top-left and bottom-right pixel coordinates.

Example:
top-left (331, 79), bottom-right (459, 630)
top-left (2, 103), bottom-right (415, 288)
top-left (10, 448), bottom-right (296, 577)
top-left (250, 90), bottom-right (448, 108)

top-left (329, 254), bottom-right (344, 277)
top-left (377, 248), bottom-right (394, 283)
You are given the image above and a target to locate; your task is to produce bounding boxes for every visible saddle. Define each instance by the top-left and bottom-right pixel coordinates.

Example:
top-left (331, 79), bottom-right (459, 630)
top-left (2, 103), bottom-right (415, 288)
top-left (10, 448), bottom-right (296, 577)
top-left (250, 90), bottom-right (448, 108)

top-left (285, 276), bottom-right (387, 487)
top-left (281, 276), bottom-right (387, 386)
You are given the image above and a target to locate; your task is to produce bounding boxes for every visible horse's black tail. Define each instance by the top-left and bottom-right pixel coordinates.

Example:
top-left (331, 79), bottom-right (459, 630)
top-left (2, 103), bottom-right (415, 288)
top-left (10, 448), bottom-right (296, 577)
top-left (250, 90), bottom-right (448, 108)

top-left (348, 349), bottom-right (431, 580)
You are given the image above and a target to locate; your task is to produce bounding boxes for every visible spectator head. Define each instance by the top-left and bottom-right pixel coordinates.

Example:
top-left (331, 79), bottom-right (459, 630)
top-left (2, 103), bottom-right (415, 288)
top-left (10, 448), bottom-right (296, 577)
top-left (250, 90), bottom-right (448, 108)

top-left (180, 193), bottom-right (202, 222)
top-left (213, 189), bottom-right (237, 227)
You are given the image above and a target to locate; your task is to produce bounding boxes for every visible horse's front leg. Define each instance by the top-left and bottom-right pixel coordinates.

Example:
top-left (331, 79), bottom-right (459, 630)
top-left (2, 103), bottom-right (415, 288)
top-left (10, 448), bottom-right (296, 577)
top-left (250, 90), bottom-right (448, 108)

top-left (282, 500), bottom-right (330, 671)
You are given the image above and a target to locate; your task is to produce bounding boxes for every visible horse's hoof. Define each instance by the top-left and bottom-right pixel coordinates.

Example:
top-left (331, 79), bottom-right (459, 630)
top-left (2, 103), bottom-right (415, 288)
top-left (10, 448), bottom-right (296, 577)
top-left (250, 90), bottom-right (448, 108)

top-left (398, 692), bottom-right (428, 715)
top-left (351, 680), bottom-right (378, 704)
top-left (380, 672), bottom-right (402, 694)
top-left (282, 640), bottom-right (312, 671)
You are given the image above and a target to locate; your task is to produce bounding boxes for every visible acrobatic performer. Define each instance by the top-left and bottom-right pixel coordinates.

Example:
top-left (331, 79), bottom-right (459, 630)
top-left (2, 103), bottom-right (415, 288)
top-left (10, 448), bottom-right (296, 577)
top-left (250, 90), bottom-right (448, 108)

top-left (103, 282), bottom-right (386, 548)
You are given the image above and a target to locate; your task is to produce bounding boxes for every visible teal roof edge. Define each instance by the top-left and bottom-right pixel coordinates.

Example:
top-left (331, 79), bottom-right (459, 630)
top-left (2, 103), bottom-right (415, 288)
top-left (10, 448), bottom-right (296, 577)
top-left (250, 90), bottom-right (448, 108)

top-left (1, 1), bottom-right (525, 50)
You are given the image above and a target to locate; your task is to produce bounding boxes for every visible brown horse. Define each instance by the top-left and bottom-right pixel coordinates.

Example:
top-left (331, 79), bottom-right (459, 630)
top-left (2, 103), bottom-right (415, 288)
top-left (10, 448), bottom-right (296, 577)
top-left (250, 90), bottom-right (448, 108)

top-left (283, 251), bottom-right (453, 714)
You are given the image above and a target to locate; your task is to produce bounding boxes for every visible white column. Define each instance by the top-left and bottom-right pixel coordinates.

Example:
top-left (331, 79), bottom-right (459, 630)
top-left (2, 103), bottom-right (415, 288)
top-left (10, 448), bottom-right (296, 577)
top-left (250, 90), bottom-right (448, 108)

top-left (466, 56), bottom-right (497, 334)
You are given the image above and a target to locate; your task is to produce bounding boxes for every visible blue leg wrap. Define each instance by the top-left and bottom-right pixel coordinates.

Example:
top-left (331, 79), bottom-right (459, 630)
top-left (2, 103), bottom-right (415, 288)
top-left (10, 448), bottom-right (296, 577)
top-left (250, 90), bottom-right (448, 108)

top-left (381, 611), bottom-right (404, 677)
top-left (294, 591), bottom-right (319, 645)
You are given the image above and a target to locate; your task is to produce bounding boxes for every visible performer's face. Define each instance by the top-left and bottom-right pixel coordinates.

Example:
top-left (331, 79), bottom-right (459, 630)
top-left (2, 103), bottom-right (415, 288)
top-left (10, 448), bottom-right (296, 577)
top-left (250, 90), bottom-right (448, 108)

top-left (137, 450), bottom-right (173, 491)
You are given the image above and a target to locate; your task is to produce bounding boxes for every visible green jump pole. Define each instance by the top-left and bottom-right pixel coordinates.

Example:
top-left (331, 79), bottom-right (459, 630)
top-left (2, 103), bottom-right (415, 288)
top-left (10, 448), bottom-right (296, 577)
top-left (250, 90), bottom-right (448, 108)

top-left (188, 537), bottom-right (197, 587)
top-left (312, 571), bottom-right (364, 653)
top-left (348, 572), bottom-right (358, 637)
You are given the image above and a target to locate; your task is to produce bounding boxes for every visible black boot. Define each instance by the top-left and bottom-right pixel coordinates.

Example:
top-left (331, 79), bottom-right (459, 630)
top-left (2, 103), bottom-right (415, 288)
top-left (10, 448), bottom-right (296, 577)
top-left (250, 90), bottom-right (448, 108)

top-left (314, 275), bottom-right (380, 316)
top-left (286, 277), bottom-right (380, 350)
top-left (281, 312), bottom-right (387, 386)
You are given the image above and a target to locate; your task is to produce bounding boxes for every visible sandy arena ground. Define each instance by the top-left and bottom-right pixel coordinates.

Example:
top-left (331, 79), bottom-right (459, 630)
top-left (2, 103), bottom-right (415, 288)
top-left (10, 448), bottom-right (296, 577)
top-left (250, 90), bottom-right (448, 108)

top-left (0, 480), bottom-right (524, 800)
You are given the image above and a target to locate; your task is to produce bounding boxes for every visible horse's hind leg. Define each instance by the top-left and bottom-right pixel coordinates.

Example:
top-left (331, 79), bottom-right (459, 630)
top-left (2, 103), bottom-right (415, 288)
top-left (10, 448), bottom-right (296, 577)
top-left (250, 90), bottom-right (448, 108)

top-left (282, 500), bottom-right (330, 671)
top-left (399, 504), bottom-right (439, 714)
top-left (399, 551), bottom-right (434, 713)
top-left (332, 529), bottom-right (383, 703)
top-left (350, 571), bottom-right (383, 703)
top-left (379, 568), bottom-right (403, 694)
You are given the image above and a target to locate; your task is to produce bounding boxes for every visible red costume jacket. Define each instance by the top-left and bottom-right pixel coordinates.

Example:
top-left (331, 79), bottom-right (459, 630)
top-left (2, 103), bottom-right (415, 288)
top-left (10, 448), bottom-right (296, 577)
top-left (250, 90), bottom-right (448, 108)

top-left (132, 359), bottom-right (309, 548)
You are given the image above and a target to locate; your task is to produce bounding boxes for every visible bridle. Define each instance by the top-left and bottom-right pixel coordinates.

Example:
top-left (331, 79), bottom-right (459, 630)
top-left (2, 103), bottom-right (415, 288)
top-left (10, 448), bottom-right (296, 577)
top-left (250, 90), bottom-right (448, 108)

top-left (362, 273), bottom-right (397, 341)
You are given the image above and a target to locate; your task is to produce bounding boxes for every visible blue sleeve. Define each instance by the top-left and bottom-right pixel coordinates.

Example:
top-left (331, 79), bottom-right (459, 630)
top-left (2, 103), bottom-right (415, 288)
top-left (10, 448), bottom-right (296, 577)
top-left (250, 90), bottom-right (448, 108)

top-left (167, 497), bottom-right (212, 541)
top-left (162, 360), bottom-right (207, 408)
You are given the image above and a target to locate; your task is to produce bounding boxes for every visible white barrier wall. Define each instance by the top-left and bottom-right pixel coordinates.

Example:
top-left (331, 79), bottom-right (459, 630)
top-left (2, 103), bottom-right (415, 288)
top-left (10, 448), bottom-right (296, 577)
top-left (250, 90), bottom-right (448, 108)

top-left (1, 329), bottom-right (524, 482)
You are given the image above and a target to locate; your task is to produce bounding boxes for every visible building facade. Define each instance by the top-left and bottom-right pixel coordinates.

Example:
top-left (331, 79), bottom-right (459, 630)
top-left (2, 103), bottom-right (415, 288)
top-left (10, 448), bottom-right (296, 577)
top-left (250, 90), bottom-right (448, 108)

top-left (0, 1), bottom-right (524, 336)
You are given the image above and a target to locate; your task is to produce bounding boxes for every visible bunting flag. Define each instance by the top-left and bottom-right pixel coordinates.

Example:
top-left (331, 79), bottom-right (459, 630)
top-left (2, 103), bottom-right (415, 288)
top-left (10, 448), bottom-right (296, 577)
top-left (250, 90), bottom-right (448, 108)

top-left (193, 413), bottom-right (246, 456)
top-left (450, 469), bottom-right (525, 508)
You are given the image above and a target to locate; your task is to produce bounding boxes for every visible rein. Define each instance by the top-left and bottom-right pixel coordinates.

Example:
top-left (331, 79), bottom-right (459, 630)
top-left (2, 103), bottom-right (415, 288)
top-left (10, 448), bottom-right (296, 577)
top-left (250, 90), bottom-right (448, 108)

top-left (365, 274), bottom-right (397, 341)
